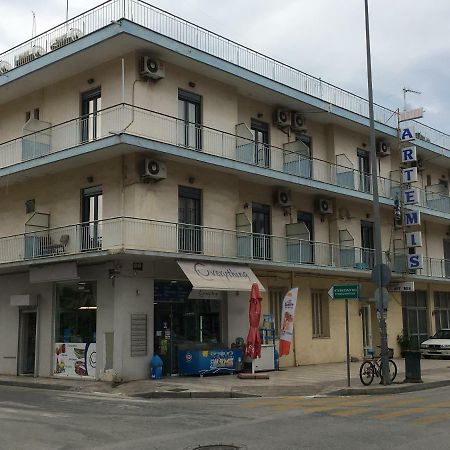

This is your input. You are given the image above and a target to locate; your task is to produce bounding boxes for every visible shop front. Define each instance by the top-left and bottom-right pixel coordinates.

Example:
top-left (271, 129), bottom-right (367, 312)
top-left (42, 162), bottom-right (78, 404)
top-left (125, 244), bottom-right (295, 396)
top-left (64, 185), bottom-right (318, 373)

top-left (53, 281), bottom-right (97, 378)
top-left (153, 261), bottom-right (265, 376)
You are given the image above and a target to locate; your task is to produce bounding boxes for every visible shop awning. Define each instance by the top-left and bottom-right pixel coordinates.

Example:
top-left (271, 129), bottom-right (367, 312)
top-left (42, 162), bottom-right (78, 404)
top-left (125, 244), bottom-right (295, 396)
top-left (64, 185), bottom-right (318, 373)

top-left (177, 261), bottom-right (265, 292)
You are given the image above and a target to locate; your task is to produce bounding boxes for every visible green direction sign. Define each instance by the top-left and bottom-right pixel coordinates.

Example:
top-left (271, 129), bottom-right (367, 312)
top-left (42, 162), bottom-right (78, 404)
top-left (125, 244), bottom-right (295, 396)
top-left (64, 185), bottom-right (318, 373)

top-left (328, 284), bottom-right (360, 300)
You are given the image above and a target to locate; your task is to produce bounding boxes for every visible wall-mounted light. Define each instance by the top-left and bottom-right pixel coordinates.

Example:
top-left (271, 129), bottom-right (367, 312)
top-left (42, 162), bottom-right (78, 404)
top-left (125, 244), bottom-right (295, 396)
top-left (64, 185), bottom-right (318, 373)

top-left (87, 78), bottom-right (95, 85)
top-left (188, 81), bottom-right (196, 88)
top-left (257, 113), bottom-right (263, 118)
top-left (243, 202), bottom-right (249, 209)
top-left (87, 176), bottom-right (94, 183)
top-left (188, 176), bottom-right (195, 184)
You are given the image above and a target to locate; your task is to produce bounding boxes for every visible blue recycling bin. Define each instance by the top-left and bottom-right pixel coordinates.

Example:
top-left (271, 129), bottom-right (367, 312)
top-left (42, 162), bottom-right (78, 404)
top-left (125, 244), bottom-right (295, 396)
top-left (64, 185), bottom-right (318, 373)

top-left (150, 354), bottom-right (163, 379)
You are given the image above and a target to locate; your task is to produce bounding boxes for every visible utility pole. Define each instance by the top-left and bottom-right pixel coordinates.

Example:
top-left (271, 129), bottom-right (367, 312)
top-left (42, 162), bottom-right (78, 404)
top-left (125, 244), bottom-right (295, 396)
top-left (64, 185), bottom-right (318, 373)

top-left (364, 0), bottom-right (391, 385)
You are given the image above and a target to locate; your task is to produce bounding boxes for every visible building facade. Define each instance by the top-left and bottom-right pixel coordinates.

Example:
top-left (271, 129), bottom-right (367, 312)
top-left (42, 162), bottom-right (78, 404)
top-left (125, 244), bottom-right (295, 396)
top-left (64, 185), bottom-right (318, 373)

top-left (1, 1), bottom-right (450, 380)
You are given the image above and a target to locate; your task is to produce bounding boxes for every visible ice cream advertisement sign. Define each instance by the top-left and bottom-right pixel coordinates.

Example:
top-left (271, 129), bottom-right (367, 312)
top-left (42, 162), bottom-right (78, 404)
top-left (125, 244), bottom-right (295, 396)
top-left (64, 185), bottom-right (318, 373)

top-left (279, 288), bottom-right (298, 357)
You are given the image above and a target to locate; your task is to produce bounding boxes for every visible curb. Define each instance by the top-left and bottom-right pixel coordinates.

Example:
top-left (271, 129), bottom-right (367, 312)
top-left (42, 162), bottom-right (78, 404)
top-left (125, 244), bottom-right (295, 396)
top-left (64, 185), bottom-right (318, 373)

top-left (327, 379), bottom-right (450, 396)
top-left (0, 379), bottom-right (73, 391)
top-left (131, 390), bottom-right (259, 399)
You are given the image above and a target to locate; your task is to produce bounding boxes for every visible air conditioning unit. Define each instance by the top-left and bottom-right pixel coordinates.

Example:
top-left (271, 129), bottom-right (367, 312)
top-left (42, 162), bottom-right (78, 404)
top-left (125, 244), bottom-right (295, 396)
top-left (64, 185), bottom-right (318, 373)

top-left (14, 46), bottom-right (46, 67)
top-left (291, 112), bottom-right (307, 132)
top-left (276, 189), bottom-right (292, 208)
top-left (140, 57), bottom-right (165, 80)
top-left (50, 28), bottom-right (84, 51)
top-left (376, 141), bottom-right (390, 157)
top-left (316, 198), bottom-right (333, 215)
top-left (273, 109), bottom-right (291, 127)
top-left (142, 159), bottom-right (167, 181)
top-left (0, 61), bottom-right (12, 74)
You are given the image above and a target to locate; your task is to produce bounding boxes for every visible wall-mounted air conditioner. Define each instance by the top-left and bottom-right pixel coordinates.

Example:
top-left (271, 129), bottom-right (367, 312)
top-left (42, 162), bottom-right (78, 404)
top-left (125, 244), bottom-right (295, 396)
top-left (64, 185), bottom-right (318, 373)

top-left (376, 141), bottom-right (390, 157)
top-left (273, 109), bottom-right (291, 127)
top-left (316, 198), bottom-right (333, 215)
top-left (291, 112), bottom-right (307, 132)
top-left (142, 159), bottom-right (167, 182)
top-left (140, 57), bottom-right (166, 80)
top-left (50, 29), bottom-right (84, 51)
top-left (0, 61), bottom-right (12, 74)
top-left (276, 189), bottom-right (292, 208)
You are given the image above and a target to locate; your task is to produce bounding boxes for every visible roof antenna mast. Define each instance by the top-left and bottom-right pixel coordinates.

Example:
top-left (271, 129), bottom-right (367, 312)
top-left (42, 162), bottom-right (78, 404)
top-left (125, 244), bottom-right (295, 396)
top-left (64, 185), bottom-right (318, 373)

top-left (403, 87), bottom-right (421, 111)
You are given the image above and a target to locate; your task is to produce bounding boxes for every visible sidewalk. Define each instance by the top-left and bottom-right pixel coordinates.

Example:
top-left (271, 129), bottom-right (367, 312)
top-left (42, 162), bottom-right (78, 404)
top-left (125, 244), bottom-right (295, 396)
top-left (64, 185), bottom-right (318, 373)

top-left (1, 358), bottom-right (450, 398)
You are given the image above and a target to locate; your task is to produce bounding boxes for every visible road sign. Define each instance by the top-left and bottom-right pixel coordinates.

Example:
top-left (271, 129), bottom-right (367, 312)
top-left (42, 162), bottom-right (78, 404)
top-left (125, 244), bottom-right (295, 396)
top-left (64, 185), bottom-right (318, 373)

top-left (374, 287), bottom-right (389, 311)
top-left (328, 284), bottom-right (360, 300)
top-left (371, 264), bottom-right (392, 287)
top-left (387, 282), bottom-right (415, 293)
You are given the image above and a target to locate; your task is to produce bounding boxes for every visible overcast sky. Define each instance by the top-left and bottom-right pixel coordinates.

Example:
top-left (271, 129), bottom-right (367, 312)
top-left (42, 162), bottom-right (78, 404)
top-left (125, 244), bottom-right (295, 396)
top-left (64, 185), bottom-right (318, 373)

top-left (1, 0), bottom-right (449, 134)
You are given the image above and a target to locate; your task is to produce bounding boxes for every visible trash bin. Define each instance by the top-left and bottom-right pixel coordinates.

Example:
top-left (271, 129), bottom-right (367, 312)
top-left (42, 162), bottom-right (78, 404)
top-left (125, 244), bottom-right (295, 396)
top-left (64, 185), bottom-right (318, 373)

top-left (150, 354), bottom-right (163, 379)
top-left (403, 350), bottom-right (422, 383)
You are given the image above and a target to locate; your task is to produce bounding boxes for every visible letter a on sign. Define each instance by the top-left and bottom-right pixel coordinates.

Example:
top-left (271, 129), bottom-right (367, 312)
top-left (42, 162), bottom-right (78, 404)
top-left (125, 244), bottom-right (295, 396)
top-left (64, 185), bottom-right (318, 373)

top-left (400, 127), bottom-right (415, 142)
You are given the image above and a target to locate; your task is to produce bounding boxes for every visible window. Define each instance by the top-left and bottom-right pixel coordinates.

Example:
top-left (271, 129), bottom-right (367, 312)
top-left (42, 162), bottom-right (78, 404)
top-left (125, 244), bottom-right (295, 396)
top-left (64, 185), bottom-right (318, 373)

top-left (178, 90), bottom-right (202, 149)
top-left (357, 148), bottom-right (371, 193)
top-left (312, 291), bottom-right (330, 338)
top-left (81, 88), bottom-right (101, 142)
top-left (297, 211), bottom-right (314, 263)
top-left (252, 202), bottom-right (271, 260)
top-left (55, 282), bottom-right (97, 344)
top-left (178, 186), bottom-right (202, 253)
top-left (251, 119), bottom-right (270, 168)
top-left (269, 289), bottom-right (283, 336)
top-left (434, 292), bottom-right (450, 331)
top-left (402, 291), bottom-right (428, 350)
top-left (360, 220), bottom-right (374, 268)
top-left (81, 186), bottom-right (103, 251)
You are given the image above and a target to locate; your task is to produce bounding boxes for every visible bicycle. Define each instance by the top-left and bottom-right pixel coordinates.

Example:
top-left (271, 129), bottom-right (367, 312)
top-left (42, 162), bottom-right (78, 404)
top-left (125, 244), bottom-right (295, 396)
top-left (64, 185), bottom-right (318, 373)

top-left (359, 349), bottom-right (398, 386)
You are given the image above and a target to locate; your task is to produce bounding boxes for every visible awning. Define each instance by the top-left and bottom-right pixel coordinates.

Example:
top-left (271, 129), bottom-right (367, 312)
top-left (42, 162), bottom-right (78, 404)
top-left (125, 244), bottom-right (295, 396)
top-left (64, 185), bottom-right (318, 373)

top-left (177, 261), bottom-right (265, 292)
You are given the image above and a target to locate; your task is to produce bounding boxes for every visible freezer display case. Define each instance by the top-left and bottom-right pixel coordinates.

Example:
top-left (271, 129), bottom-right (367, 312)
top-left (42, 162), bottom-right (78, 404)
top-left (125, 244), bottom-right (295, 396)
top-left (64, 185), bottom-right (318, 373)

top-left (178, 348), bottom-right (243, 376)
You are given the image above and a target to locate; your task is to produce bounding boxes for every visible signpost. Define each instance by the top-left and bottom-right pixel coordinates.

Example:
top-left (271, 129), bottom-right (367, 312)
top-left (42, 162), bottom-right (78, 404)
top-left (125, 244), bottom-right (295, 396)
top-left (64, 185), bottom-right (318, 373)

top-left (328, 284), bottom-right (360, 387)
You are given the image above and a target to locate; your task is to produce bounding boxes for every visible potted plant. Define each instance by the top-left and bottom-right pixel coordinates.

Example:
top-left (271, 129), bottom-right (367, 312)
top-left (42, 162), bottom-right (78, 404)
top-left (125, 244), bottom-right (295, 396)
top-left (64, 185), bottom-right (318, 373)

top-left (397, 330), bottom-right (411, 357)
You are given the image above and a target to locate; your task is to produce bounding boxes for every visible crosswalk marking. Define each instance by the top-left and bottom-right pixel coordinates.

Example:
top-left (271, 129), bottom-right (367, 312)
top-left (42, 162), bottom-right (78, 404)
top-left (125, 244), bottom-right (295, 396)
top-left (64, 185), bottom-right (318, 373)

top-left (372, 406), bottom-right (429, 420)
top-left (331, 407), bottom-right (374, 417)
top-left (415, 412), bottom-right (450, 425)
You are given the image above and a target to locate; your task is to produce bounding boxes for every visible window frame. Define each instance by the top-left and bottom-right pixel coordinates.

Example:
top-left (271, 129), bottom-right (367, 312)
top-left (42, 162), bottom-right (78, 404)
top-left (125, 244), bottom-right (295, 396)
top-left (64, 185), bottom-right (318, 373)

top-left (311, 290), bottom-right (330, 338)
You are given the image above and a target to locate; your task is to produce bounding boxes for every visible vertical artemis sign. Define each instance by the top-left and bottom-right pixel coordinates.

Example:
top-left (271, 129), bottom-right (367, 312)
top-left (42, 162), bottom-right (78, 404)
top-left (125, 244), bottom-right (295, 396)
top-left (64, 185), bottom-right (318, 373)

top-left (400, 144), bottom-right (423, 270)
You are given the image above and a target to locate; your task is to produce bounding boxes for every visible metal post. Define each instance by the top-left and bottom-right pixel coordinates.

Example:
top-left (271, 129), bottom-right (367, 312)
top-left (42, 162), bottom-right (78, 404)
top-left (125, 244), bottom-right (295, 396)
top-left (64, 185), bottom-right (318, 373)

top-left (364, 0), bottom-right (391, 385)
top-left (345, 298), bottom-right (351, 387)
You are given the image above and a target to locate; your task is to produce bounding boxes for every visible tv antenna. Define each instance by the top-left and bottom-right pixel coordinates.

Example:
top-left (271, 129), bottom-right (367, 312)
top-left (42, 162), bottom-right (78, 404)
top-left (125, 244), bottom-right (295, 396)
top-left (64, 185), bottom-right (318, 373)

top-left (403, 87), bottom-right (421, 111)
top-left (31, 11), bottom-right (37, 39)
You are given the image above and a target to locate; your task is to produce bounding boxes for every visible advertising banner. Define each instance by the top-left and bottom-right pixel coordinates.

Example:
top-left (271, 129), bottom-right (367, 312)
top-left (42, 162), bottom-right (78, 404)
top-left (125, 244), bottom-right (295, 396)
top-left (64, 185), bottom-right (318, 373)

top-left (279, 288), bottom-right (299, 357)
top-left (54, 343), bottom-right (96, 378)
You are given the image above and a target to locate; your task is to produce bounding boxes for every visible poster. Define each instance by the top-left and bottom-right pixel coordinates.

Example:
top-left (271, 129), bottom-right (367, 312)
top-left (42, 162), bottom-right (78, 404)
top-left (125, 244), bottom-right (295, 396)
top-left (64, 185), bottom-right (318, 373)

top-left (279, 288), bottom-right (298, 357)
top-left (54, 343), bottom-right (96, 378)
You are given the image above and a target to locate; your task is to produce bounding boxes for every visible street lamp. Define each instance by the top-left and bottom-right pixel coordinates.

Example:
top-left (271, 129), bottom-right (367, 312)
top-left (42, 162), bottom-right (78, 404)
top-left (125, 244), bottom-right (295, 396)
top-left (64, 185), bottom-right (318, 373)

top-left (364, 0), bottom-right (391, 385)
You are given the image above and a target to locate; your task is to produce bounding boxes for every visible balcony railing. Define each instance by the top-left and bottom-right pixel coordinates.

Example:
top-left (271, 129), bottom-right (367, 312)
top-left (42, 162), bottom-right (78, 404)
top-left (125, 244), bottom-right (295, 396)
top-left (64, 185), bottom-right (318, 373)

top-left (2, 103), bottom-right (450, 216)
top-left (0, 0), bottom-right (450, 152)
top-left (1, 217), bottom-right (449, 280)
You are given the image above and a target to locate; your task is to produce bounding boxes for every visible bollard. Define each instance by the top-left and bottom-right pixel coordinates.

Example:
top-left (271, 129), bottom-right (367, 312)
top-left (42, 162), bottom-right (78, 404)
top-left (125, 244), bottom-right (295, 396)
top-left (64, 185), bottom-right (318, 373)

top-left (403, 350), bottom-right (422, 383)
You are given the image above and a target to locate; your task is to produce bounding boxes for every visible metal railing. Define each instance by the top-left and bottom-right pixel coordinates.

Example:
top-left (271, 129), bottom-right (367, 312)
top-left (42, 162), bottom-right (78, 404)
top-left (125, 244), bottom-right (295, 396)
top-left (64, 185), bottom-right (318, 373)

top-left (1, 0), bottom-right (450, 152)
top-left (3, 103), bottom-right (450, 215)
top-left (1, 216), bottom-right (449, 280)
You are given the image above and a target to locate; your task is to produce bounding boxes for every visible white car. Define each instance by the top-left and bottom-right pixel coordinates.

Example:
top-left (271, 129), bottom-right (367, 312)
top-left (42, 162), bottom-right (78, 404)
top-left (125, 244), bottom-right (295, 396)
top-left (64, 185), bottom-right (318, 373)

top-left (420, 329), bottom-right (450, 359)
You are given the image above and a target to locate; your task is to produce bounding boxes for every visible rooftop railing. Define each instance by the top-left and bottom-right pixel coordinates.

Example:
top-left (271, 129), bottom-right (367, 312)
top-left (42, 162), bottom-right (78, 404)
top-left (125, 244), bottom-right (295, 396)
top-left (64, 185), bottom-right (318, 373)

top-left (0, 216), bottom-right (448, 280)
top-left (2, 103), bottom-right (450, 216)
top-left (1, 0), bottom-right (450, 152)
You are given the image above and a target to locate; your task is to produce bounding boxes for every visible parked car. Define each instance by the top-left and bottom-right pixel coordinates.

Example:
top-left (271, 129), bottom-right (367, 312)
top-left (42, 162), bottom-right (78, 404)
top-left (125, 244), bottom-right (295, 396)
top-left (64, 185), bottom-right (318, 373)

top-left (420, 329), bottom-right (450, 359)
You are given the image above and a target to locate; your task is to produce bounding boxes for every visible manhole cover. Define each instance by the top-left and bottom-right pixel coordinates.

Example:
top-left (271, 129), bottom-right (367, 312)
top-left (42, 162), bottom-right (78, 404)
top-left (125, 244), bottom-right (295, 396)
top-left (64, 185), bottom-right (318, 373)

top-left (192, 446), bottom-right (242, 450)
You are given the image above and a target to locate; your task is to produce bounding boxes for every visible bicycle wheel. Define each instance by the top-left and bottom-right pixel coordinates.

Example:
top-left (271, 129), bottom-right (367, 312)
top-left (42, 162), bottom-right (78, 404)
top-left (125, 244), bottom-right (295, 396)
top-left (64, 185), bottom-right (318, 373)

top-left (389, 359), bottom-right (397, 382)
top-left (359, 361), bottom-right (375, 386)
top-left (379, 359), bottom-right (398, 383)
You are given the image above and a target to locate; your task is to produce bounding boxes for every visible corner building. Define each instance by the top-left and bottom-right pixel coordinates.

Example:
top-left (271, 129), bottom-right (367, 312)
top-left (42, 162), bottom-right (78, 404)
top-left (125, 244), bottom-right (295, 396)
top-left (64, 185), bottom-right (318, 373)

top-left (1, 1), bottom-right (450, 380)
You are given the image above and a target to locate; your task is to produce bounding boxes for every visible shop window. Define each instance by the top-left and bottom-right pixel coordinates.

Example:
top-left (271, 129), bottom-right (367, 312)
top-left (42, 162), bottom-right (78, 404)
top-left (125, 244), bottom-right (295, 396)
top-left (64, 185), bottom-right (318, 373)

top-left (434, 292), bottom-right (450, 331)
top-left (55, 282), bottom-right (97, 344)
top-left (312, 291), bottom-right (330, 338)
top-left (402, 290), bottom-right (428, 350)
top-left (269, 289), bottom-right (283, 336)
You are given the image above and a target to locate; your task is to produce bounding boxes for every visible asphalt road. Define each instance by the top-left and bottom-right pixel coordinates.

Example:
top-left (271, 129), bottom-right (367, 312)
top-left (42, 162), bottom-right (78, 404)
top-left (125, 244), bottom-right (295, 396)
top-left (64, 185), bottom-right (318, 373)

top-left (2, 385), bottom-right (450, 450)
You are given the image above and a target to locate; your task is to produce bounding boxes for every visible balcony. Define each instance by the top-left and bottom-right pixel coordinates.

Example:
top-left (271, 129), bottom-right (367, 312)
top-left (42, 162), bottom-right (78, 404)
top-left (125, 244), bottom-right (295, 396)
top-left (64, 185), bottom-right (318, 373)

top-left (2, 104), bottom-right (450, 218)
top-left (0, 217), bottom-right (448, 280)
top-left (1, 0), bottom-right (449, 153)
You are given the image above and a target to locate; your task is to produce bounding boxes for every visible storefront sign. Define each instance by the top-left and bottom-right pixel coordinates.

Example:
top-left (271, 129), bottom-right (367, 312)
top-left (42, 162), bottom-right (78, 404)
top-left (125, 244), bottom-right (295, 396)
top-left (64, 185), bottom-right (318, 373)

top-left (407, 254), bottom-right (423, 270)
top-left (402, 167), bottom-right (418, 183)
top-left (399, 127), bottom-right (415, 142)
top-left (403, 188), bottom-right (420, 205)
top-left (387, 282), bottom-right (415, 292)
top-left (279, 288), bottom-right (298, 357)
top-left (54, 343), bottom-right (96, 378)
top-left (399, 108), bottom-right (423, 122)
top-left (401, 146), bottom-right (417, 163)
top-left (188, 290), bottom-right (223, 300)
top-left (404, 211), bottom-right (421, 226)
top-left (406, 231), bottom-right (422, 248)
top-left (177, 261), bottom-right (265, 292)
